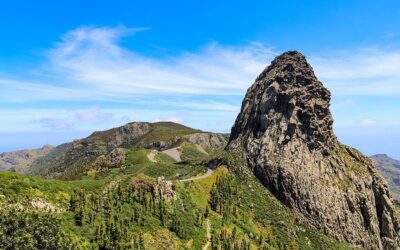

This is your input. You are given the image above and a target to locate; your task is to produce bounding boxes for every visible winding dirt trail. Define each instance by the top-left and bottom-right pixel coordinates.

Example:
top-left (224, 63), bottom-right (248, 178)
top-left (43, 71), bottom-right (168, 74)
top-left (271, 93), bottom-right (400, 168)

top-left (177, 169), bottom-right (214, 183)
top-left (202, 219), bottom-right (211, 250)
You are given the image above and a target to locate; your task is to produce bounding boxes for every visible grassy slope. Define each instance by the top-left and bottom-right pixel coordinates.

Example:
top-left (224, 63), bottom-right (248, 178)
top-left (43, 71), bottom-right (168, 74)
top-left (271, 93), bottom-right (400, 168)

top-left (140, 122), bottom-right (200, 145)
top-left (179, 143), bottom-right (208, 162)
top-left (123, 148), bottom-right (205, 180)
top-left (154, 152), bottom-right (176, 163)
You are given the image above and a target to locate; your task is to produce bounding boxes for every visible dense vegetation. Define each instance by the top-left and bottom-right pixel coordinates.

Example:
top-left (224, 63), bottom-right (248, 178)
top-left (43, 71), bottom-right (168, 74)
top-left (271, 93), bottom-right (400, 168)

top-left (0, 124), bottom-right (357, 249)
top-left (0, 209), bottom-right (74, 250)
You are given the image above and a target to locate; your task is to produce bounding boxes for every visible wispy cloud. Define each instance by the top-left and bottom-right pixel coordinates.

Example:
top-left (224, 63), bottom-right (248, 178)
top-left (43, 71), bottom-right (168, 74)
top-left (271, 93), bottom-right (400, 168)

top-left (0, 107), bottom-right (237, 133)
top-left (359, 118), bottom-right (378, 125)
top-left (152, 117), bottom-right (184, 124)
top-left (311, 48), bottom-right (400, 95)
top-left (76, 106), bottom-right (114, 122)
top-left (2, 26), bottom-right (400, 104)
top-left (1, 25), bottom-right (400, 137)
top-left (0, 26), bottom-right (277, 109)
top-left (43, 26), bottom-right (276, 97)
top-left (34, 118), bottom-right (74, 130)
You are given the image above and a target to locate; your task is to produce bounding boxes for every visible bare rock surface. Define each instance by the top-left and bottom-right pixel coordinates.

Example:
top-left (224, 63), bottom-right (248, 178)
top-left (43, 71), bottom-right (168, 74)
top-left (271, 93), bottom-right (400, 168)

top-left (162, 148), bottom-right (182, 162)
top-left (156, 176), bottom-right (175, 201)
top-left (226, 51), bottom-right (400, 249)
top-left (183, 133), bottom-right (228, 149)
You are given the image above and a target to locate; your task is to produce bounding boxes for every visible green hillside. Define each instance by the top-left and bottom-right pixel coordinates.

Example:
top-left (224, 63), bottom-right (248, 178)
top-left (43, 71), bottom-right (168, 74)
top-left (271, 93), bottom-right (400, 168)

top-left (26, 122), bottom-right (203, 180)
top-left (0, 148), bottom-right (355, 249)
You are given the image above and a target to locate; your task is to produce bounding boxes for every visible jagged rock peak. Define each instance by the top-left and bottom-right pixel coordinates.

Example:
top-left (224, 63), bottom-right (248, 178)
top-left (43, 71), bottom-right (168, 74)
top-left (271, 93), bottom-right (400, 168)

top-left (255, 51), bottom-right (312, 81)
top-left (228, 50), bottom-right (336, 155)
top-left (227, 51), bottom-right (400, 249)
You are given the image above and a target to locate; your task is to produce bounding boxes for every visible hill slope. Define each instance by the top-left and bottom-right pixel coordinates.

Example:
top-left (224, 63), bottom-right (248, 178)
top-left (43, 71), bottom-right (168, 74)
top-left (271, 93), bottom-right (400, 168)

top-left (28, 122), bottom-right (227, 180)
top-left (0, 145), bottom-right (53, 173)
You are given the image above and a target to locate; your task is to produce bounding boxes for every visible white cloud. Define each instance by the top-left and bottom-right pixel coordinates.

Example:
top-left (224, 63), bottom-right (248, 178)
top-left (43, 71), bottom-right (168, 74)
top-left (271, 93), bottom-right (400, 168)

top-left (0, 26), bottom-right (277, 108)
top-left (76, 106), bottom-right (114, 122)
top-left (311, 48), bottom-right (400, 95)
top-left (2, 26), bottom-right (400, 106)
top-left (45, 26), bottom-right (276, 96)
top-left (159, 100), bottom-right (239, 112)
top-left (152, 117), bottom-right (184, 124)
top-left (359, 118), bottom-right (378, 125)
top-left (34, 118), bottom-right (74, 130)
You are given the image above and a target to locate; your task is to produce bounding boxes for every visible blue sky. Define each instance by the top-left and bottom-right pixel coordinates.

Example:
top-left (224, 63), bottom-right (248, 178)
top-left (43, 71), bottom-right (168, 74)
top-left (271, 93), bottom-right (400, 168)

top-left (1, 1), bottom-right (400, 159)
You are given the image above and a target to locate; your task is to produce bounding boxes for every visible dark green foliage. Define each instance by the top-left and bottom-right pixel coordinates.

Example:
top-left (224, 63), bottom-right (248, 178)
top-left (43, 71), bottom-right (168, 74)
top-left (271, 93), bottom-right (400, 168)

top-left (0, 209), bottom-right (74, 250)
top-left (170, 212), bottom-right (188, 238)
top-left (211, 228), bottom-right (251, 250)
top-left (65, 176), bottom-right (205, 249)
top-left (209, 174), bottom-right (240, 220)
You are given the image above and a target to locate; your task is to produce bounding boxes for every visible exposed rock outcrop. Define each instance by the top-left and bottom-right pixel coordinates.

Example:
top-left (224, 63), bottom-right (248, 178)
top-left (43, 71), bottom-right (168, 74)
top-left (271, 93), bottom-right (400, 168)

top-left (156, 176), bottom-right (175, 201)
top-left (226, 51), bottom-right (400, 249)
top-left (183, 133), bottom-right (228, 149)
top-left (93, 148), bottom-right (127, 169)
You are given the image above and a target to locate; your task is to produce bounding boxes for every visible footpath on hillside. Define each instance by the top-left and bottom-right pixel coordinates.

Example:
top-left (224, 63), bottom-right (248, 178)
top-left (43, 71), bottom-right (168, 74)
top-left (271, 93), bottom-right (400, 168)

top-left (177, 169), bottom-right (214, 182)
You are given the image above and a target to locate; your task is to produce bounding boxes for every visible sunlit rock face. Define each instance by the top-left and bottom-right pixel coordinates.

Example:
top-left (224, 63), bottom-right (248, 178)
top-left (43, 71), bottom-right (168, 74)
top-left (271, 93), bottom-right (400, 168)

top-left (227, 51), bottom-right (400, 250)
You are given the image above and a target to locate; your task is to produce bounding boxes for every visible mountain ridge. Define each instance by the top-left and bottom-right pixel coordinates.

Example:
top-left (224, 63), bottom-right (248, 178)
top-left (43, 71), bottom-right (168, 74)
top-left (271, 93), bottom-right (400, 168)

top-left (27, 121), bottom-right (228, 180)
top-left (0, 144), bottom-right (54, 173)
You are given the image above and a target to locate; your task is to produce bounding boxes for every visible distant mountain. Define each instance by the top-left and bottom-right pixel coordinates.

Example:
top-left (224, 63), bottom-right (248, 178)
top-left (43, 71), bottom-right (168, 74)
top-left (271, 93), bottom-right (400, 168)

top-left (370, 154), bottom-right (400, 201)
top-left (27, 121), bottom-right (228, 180)
top-left (0, 145), bottom-right (53, 173)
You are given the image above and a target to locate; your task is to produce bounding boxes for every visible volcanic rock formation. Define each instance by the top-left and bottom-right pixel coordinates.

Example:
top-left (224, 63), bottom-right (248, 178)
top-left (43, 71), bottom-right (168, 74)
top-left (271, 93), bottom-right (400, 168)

top-left (226, 51), bottom-right (400, 249)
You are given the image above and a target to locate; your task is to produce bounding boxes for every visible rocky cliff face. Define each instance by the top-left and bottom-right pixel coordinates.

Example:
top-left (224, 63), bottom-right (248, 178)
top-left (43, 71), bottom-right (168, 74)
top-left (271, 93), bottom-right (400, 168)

top-left (226, 51), bottom-right (400, 249)
top-left (183, 133), bottom-right (228, 149)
